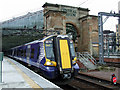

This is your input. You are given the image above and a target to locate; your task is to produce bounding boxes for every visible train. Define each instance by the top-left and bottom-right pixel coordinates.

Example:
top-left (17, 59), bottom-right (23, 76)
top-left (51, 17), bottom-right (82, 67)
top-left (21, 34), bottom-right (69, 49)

top-left (7, 35), bottom-right (79, 80)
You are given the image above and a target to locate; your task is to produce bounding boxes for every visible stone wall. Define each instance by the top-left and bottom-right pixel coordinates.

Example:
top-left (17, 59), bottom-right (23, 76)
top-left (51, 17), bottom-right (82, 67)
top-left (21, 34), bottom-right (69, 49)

top-left (79, 15), bottom-right (99, 57)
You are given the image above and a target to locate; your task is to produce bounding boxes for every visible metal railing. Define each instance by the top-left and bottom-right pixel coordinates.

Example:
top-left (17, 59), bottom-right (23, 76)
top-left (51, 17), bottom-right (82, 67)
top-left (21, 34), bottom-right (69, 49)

top-left (76, 52), bottom-right (97, 70)
top-left (76, 52), bottom-right (97, 65)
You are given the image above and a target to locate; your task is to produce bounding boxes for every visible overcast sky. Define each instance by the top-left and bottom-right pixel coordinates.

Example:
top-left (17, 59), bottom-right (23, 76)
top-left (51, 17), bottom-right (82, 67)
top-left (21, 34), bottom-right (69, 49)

top-left (0, 0), bottom-right (120, 31)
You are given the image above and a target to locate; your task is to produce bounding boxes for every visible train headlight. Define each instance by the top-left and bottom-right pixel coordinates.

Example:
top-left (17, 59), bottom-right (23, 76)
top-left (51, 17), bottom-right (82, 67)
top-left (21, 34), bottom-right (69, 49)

top-left (44, 59), bottom-right (57, 66)
top-left (72, 57), bottom-right (77, 64)
top-left (46, 62), bottom-right (53, 66)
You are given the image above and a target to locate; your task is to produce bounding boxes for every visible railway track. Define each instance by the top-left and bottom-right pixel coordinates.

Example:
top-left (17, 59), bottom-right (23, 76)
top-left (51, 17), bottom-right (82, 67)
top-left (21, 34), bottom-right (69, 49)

top-left (66, 73), bottom-right (120, 90)
top-left (106, 62), bottom-right (120, 68)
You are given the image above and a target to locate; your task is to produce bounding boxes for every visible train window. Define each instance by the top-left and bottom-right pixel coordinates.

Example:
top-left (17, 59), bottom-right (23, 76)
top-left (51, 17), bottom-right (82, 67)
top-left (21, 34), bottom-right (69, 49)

top-left (23, 49), bottom-right (26, 58)
top-left (13, 50), bottom-right (15, 56)
top-left (17, 49), bottom-right (18, 56)
top-left (15, 49), bottom-right (17, 56)
top-left (17, 49), bottom-right (19, 56)
top-left (19, 49), bottom-right (22, 57)
top-left (21, 49), bottom-right (24, 57)
top-left (44, 37), bottom-right (55, 61)
top-left (37, 47), bottom-right (39, 60)
top-left (70, 43), bottom-right (75, 57)
top-left (45, 42), bottom-right (55, 61)
top-left (11, 50), bottom-right (12, 55)
top-left (20, 49), bottom-right (22, 57)
top-left (30, 48), bottom-right (34, 59)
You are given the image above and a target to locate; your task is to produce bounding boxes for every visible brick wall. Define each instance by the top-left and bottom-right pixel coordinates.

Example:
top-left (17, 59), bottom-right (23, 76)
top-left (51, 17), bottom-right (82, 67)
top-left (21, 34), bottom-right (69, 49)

top-left (79, 15), bottom-right (99, 57)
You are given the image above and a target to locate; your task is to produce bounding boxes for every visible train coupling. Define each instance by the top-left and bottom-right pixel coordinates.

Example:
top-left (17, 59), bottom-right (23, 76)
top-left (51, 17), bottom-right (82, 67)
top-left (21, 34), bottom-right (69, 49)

top-left (62, 73), bottom-right (71, 79)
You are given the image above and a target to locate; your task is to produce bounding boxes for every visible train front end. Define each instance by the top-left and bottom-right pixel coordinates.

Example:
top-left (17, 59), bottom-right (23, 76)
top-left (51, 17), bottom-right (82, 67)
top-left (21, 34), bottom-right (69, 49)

top-left (43, 35), bottom-right (79, 80)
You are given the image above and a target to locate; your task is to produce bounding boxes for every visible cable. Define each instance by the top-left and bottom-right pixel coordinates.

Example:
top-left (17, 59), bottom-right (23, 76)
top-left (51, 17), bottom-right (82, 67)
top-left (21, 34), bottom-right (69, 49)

top-left (78, 0), bottom-right (88, 6)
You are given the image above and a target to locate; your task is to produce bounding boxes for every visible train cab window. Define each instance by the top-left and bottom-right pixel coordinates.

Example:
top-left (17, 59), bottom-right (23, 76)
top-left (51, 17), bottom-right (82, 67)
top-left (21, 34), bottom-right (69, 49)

top-left (30, 48), bottom-right (34, 59)
top-left (45, 37), bottom-right (55, 61)
top-left (70, 42), bottom-right (75, 57)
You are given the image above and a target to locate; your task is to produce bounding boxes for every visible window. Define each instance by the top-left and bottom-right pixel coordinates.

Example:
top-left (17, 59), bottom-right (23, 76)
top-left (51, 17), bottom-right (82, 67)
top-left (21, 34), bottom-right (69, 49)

top-left (70, 43), bottom-right (75, 57)
top-left (44, 37), bottom-right (55, 61)
top-left (45, 43), bottom-right (55, 61)
top-left (13, 49), bottom-right (16, 56)
top-left (15, 49), bottom-right (17, 56)
top-left (23, 49), bottom-right (26, 58)
top-left (17, 49), bottom-right (19, 56)
top-left (37, 47), bottom-right (39, 60)
top-left (30, 48), bottom-right (34, 59)
top-left (21, 49), bottom-right (24, 57)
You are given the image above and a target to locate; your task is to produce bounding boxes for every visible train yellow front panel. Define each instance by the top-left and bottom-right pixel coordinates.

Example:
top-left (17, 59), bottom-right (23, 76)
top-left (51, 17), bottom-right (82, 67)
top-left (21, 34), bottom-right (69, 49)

top-left (60, 40), bottom-right (71, 69)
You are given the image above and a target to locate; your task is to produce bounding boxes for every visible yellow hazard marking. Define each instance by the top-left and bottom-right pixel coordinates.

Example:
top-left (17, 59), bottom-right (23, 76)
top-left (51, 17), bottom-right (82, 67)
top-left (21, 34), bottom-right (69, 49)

top-left (6, 57), bottom-right (41, 89)
top-left (60, 40), bottom-right (71, 69)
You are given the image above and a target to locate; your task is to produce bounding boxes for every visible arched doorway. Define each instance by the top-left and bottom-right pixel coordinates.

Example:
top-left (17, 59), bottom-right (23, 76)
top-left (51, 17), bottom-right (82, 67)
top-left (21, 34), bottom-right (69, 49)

top-left (66, 23), bottom-right (77, 42)
top-left (66, 23), bottom-right (78, 51)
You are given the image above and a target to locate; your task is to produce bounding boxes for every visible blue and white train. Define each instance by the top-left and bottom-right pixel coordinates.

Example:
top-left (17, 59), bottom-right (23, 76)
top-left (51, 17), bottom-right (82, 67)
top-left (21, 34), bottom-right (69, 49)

top-left (8, 35), bottom-right (79, 79)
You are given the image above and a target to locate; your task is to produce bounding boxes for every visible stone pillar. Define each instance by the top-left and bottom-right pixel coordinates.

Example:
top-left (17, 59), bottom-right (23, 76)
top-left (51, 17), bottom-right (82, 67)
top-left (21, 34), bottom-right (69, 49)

top-left (62, 15), bottom-right (66, 35)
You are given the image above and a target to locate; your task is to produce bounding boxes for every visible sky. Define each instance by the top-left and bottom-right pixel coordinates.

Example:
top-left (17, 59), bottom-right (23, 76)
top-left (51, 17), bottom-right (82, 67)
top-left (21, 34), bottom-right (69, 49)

top-left (0, 0), bottom-right (120, 31)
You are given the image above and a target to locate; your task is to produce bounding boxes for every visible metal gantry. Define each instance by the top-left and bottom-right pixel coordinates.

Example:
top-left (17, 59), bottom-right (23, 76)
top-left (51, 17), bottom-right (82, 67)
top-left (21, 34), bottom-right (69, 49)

top-left (98, 12), bottom-right (120, 64)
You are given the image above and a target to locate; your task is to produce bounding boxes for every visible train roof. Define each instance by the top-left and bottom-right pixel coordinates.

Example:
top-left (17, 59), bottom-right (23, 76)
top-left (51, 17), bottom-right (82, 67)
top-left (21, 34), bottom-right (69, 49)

top-left (11, 35), bottom-right (57, 49)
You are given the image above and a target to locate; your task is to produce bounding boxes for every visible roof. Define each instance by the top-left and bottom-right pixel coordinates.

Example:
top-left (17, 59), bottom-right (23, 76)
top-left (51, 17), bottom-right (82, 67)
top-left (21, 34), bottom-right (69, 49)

top-left (12, 35), bottom-right (57, 49)
top-left (42, 2), bottom-right (90, 11)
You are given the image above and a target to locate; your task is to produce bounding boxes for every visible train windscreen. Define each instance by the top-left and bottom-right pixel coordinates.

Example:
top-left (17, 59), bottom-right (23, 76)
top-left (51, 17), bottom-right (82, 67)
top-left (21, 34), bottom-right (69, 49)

top-left (45, 38), bottom-right (55, 61)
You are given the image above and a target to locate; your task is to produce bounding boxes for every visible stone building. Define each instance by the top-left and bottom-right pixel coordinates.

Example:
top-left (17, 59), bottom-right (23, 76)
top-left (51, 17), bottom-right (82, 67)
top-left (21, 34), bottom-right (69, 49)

top-left (42, 3), bottom-right (99, 57)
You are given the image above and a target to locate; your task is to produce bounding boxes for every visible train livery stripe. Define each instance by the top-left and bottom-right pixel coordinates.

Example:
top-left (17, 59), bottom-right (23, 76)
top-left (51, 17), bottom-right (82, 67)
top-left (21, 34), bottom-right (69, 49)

top-left (59, 40), bottom-right (71, 69)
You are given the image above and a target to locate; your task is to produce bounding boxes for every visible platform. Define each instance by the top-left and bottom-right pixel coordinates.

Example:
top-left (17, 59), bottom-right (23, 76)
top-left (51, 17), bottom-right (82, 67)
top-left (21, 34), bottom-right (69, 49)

top-left (80, 67), bottom-right (120, 84)
top-left (0, 56), bottom-right (61, 89)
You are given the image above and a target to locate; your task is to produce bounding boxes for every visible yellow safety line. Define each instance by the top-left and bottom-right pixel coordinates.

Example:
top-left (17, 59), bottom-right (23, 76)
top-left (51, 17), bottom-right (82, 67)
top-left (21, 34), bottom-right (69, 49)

top-left (6, 57), bottom-right (42, 89)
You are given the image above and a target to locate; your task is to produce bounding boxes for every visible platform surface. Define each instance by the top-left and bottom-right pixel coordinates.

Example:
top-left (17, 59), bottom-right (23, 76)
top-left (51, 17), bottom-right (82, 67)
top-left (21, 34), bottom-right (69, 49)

top-left (0, 56), bottom-right (61, 89)
top-left (80, 67), bottom-right (120, 84)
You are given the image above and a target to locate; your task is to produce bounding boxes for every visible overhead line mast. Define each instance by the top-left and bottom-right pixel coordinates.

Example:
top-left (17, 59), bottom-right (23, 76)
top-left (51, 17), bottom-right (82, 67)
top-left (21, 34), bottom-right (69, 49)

top-left (98, 12), bottom-right (120, 64)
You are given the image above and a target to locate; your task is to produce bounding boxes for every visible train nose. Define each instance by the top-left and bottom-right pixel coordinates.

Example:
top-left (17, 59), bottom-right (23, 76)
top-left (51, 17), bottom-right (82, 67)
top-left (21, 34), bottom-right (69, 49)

top-left (62, 73), bottom-right (71, 79)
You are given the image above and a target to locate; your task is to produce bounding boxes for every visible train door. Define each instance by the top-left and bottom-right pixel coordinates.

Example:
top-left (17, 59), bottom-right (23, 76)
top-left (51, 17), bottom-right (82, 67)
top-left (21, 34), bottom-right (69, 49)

top-left (26, 45), bottom-right (31, 65)
top-left (53, 36), bottom-right (73, 75)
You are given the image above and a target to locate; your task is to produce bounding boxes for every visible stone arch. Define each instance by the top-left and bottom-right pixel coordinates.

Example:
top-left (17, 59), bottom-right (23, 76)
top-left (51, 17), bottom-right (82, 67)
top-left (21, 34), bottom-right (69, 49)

top-left (65, 22), bottom-right (79, 42)
top-left (66, 22), bottom-right (79, 52)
